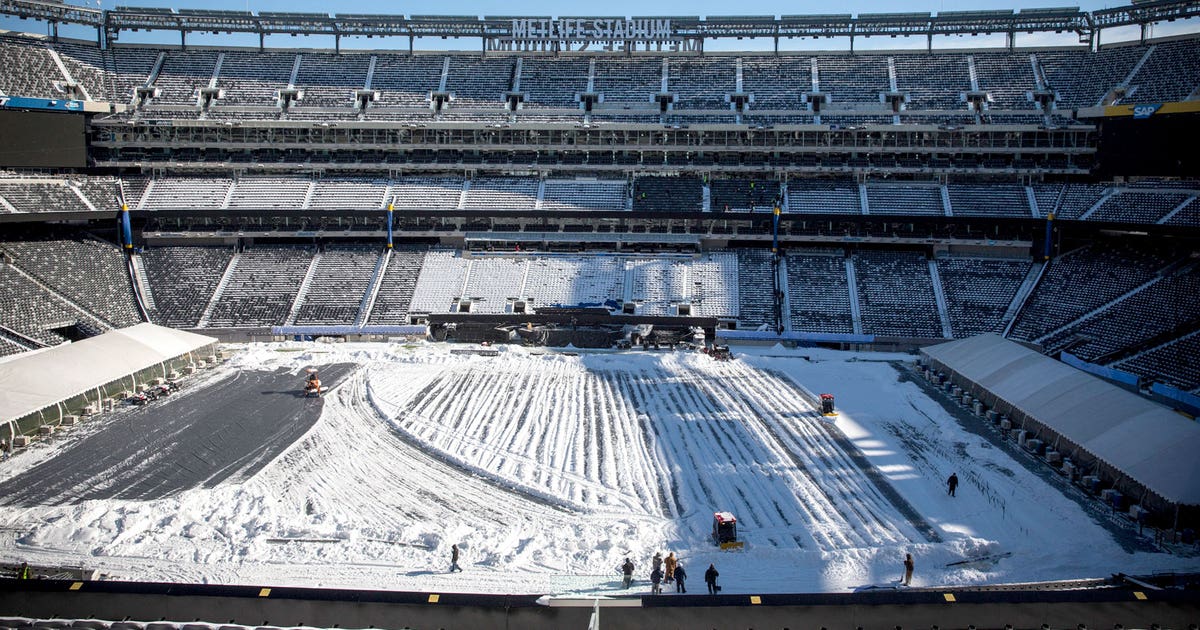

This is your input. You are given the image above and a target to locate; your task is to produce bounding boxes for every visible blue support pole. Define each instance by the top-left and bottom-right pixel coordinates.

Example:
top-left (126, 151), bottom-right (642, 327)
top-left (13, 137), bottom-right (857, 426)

top-left (120, 203), bottom-right (133, 250)
top-left (1043, 212), bottom-right (1054, 261)
top-left (771, 206), bottom-right (781, 253)
top-left (386, 202), bottom-right (394, 249)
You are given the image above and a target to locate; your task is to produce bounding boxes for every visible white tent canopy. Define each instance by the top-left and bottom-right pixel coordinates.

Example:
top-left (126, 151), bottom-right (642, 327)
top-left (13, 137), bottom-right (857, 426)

top-left (922, 334), bottom-right (1200, 506)
top-left (0, 323), bottom-right (216, 424)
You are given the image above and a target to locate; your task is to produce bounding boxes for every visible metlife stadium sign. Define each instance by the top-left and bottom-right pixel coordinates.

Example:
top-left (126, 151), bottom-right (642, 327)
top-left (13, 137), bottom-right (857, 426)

top-left (492, 18), bottom-right (696, 52)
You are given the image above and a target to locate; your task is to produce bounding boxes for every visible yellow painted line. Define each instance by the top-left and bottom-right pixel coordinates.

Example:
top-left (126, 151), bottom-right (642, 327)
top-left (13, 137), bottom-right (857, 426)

top-left (258, 588), bottom-right (271, 597)
top-left (428, 594), bottom-right (440, 604)
top-left (943, 593), bottom-right (957, 602)
top-left (1134, 591), bottom-right (1147, 600)
top-left (749, 595), bottom-right (761, 605)
top-left (69, 582), bottom-right (83, 591)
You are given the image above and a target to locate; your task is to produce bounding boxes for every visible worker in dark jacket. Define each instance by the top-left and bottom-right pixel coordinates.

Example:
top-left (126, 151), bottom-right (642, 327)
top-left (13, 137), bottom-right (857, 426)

top-left (674, 563), bottom-right (688, 593)
top-left (947, 472), bottom-right (959, 497)
top-left (621, 557), bottom-right (635, 589)
top-left (704, 563), bottom-right (719, 594)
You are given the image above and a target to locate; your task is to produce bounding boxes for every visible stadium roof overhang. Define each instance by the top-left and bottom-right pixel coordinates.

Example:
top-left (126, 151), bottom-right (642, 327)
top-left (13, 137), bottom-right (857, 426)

top-left (2, 1), bottom-right (1196, 47)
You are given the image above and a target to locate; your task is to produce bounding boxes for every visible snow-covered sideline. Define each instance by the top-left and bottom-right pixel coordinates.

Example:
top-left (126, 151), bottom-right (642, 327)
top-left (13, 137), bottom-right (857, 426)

top-left (0, 341), bottom-right (1190, 595)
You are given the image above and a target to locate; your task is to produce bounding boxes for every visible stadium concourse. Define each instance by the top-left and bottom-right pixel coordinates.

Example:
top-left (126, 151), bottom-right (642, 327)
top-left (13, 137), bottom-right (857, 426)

top-left (0, 0), bottom-right (1199, 626)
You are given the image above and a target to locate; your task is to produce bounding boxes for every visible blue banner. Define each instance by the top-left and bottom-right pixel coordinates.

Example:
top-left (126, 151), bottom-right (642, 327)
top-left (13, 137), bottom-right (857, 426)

top-left (0, 96), bottom-right (85, 112)
top-left (1149, 382), bottom-right (1200, 417)
top-left (1061, 352), bottom-right (1140, 389)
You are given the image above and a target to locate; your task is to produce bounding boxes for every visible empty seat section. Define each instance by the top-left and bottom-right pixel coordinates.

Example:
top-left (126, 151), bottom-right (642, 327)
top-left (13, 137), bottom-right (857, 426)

top-left (787, 180), bottom-right (860, 214)
top-left (227, 177), bottom-right (310, 209)
top-left (0, 265), bottom-right (104, 346)
top-left (816, 55), bottom-right (890, 105)
top-left (445, 56), bottom-right (514, 108)
top-left (520, 57), bottom-right (589, 109)
top-left (207, 245), bottom-right (313, 327)
top-left (367, 246), bottom-right (428, 324)
top-left (740, 57), bottom-right (809, 110)
top-left (295, 245), bottom-right (380, 325)
top-left (294, 53), bottom-right (369, 109)
top-left (688, 253), bottom-right (739, 318)
top-left (1, 234), bottom-right (141, 327)
top-left (1038, 47), bottom-right (1142, 109)
top-left (147, 51), bottom-right (219, 106)
top-left (390, 177), bottom-right (464, 210)
top-left (216, 51), bottom-right (293, 107)
top-left (1118, 332), bottom-right (1200, 392)
top-left (1040, 265), bottom-right (1200, 361)
top-left (1125, 40), bottom-right (1200, 104)
top-left (141, 246), bottom-right (234, 327)
top-left (0, 182), bottom-right (86, 213)
top-left (866, 184), bottom-right (943, 215)
top-left (463, 177), bottom-right (538, 209)
top-left (1087, 191), bottom-right (1191, 224)
top-left (408, 249), bottom-right (470, 314)
top-left (458, 257), bottom-right (527, 313)
top-left (894, 54), bottom-right (970, 111)
top-left (141, 178), bottom-right (233, 210)
top-left (310, 178), bottom-right (388, 209)
top-left (627, 258), bottom-right (688, 315)
top-left (853, 250), bottom-right (941, 337)
top-left (0, 35), bottom-right (66, 98)
top-left (631, 177), bottom-right (702, 212)
top-left (541, 179), bottom-right (626, 211)
top-left (947, 184), bottom-right (1029, 217)
top-left (736, 249), bottom-right (775, 329)
top-left (592, 57), bottom-right (661, 106)
top-left (670, 57), bottom-right (736, 110)
top-left (1010, 243), bottom-right (1174, 341)
top-left (936, 257), bottom-right (1029, 338)
top-left (523, 256), bottom-right (624, 309)
top-left (711, 178), bottom-right (780, 212)
top-left (784, 250), bottom-right (853, 333)
top-left (371, 54), bottom-right (442, 108)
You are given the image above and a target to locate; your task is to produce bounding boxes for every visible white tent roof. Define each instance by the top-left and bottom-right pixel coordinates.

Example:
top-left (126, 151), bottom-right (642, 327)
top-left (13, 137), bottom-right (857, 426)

top-left (922, 334), bottom-right (1200, 506)
top-left (0, 323), bottom-right (216, 424)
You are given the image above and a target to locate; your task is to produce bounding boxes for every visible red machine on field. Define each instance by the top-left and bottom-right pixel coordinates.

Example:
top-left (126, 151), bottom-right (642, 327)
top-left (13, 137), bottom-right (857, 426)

top-left (712, 511), bottom-right (745, 550)
top-left (303, 368), bottom-right (322, 397)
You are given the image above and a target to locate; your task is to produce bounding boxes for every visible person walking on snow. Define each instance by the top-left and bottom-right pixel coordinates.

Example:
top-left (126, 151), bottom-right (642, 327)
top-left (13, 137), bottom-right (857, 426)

top-left (903, 553), bottom-right (914, 586)
top-left (650, 566), bottom-right (664, 595)
top-left (947, 472), bottom-right (959, 497)
top-left (621, 557), bottom-right (635, 589)
top-left (449, 544), bottom-right (462, 572)
top-left (664, 552), bottom-right (677, 583)
top-left (704, 563), bottom-right (720, 594)
top-left (674, 562), bottom-right (688, 593)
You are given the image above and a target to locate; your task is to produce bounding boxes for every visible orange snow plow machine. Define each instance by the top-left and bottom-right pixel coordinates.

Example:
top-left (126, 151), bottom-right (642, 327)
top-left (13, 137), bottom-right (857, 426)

top-left (712, 511), bottom-right (744, 550)
top-left (304, 369), bottom-right (322, 397)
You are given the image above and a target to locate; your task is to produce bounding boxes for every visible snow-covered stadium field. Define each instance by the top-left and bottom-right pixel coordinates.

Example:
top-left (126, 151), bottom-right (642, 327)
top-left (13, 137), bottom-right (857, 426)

top-left (0, 342), bottom-right (1192, 595)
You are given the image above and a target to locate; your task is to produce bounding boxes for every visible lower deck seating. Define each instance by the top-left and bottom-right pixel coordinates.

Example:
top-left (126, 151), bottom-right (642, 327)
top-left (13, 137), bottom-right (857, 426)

top-left (207, 245), bottom-right (313, 327)
top-left (367, 246), bottom-right (429, 324)
top-left (853, 250), bottom-right (941, 338)
top-left (736, 249), bottom-right (775, 329)
top-left (1009, 243), bottom-right (1174, 342)
top-left (785, 250), bottom-right (853, 333)
top-left (1, 234), bottom-right (141, 328)
top-left (142, 246), bottom-right (235, 327)
top-left (1117, 332), bottom-right (1200, 393)
top-left (294, 245), bottom-right (381, 325)
top-left (936, 257), bottom-right (1030, 338)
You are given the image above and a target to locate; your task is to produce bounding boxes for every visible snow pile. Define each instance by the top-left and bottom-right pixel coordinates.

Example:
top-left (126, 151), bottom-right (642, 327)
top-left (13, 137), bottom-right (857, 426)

top-left (0, 342), bottom-right (1189, 594)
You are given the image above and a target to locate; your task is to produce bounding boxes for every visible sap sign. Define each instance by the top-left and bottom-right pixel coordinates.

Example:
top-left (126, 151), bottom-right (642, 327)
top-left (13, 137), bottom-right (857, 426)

top-left (1132, 104), bottom-right (1162, 119)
